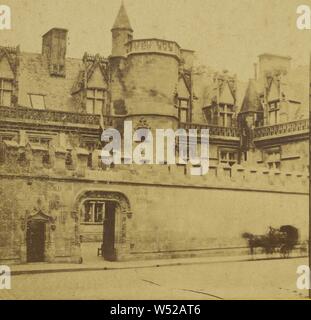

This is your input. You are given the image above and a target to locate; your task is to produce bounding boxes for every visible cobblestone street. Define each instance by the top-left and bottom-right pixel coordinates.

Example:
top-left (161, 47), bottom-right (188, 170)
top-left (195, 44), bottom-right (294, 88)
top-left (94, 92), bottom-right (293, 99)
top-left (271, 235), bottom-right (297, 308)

top-left (1, 257), bottom-right (308, 300)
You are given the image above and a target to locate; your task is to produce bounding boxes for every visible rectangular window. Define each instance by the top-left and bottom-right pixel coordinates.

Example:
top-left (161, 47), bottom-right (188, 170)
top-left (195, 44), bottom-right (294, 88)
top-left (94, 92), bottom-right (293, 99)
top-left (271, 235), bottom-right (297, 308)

top-left (82, 201), bottom-right (105, 223)
top-left (86, 89), bottom-right (105, 115)
top-left (178, 98), bottom-right (189, 123)
top-left (28, 136), bottom-right (51, 147)
top-left (86, 98), bottom-right (95, 114)
top-left (218, 104), bottom-right (235, 127)
top-left (180, 109), bottom-right (188, 123)
top-left (265, 148), bottom-right (281, 170)
top-left (219, 113), bottom-right (225, 127)
top-left (0, 134), bottom-right (14, 142)
top-left (94, 203), bottom-right (104, 223)
top-left (227, 114), bottom-right (233, 127)
top-left (219, 149), bottom-right (238, 166)
top-left (268, 101), bottom-right (280, 125)
top-left (0, 79), bottom-right (13, 107)
top-left (84, 202), bottom-right (93, 223)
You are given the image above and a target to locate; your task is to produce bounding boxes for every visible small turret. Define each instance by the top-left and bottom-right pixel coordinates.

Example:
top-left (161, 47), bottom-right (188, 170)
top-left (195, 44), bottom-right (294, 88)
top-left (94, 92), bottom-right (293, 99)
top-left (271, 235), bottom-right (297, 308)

top-left (239, 79), bottom-right (264, 154)
top-left (111, 2), bottom-right (133, 57)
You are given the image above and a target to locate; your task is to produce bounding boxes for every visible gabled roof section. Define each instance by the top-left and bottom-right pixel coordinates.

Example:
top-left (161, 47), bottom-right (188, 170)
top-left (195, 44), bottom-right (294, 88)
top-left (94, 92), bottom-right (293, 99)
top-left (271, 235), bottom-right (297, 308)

top-left (240, 79), bottom-right (263, 113)
top-left (71, 53), bottom-right (108, 94)
top-left (178, 73), bottom-right (191, 98)
top-left (87, 65), bottom-right (108, 88)
top-left (0, 55), bottom-right (14, 79)
top-left (267, 78), bottom-right (280, 102)
top-left (28, 210), bottom-right (54, 222)
top-left (86, 57), bottom-right (109, 84)
top-left (219, 81), bottom-right (235, 105)
top-left (0, 46), bottom-right (18, 79)
top-left (112, 2), bottom-right (133, 31)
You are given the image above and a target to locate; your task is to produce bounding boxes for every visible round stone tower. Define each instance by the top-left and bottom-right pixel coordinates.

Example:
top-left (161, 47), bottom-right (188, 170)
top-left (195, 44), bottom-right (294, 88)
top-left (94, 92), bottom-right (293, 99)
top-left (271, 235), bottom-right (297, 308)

top-left (123, 39), bottom-right (180, 130)
top-left (109, 3), bottom-right (180, 132)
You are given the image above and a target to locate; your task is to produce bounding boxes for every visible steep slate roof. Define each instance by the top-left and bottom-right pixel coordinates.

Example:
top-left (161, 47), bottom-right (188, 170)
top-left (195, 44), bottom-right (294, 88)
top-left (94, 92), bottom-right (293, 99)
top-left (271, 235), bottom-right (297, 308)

top-left (112, 3), bottom-right (133, 31)
top-left (17, 52), bottom-right (83, 112)
top-left (240, 79), bottom-right (263, 113)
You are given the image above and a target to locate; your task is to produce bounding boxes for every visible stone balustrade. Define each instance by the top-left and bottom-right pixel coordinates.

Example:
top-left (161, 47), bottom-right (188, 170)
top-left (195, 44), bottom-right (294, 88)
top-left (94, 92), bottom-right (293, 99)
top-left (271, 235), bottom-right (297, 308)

top-left (180, 122), bottom-right (240, 138)
top-left (126, 39), bottom-right (181, 59)
top-left (0, 106), bottom-right (101, 127)
top-left (253, 118), bottom-right (309, 140)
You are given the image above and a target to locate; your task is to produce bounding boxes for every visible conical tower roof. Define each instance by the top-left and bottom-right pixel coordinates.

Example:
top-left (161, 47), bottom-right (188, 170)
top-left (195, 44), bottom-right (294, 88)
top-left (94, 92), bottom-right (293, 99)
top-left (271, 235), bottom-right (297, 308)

top-left (112, 2), bottom-right (133, 31)
top-left (240, 79), bottom-right (263, 113)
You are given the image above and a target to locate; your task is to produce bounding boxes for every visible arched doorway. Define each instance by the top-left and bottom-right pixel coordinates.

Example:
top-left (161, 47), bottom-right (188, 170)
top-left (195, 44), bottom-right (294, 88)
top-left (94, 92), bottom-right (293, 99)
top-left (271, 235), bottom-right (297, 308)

top-left (26, 211), bottom-right (52, 263)
top-left (75, 190), bottom-right (132, 261)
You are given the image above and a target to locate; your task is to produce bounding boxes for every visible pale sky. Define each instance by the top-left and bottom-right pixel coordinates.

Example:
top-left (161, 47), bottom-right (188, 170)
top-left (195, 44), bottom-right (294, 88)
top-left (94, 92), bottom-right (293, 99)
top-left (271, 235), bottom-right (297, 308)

top-left (1, 0), bottom-right (311, 80)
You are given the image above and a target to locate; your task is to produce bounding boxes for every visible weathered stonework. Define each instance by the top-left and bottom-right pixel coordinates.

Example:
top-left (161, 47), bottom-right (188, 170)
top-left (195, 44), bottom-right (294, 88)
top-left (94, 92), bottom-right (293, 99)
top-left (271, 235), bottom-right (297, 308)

top-left (0, 3), bottom-right (309, 264)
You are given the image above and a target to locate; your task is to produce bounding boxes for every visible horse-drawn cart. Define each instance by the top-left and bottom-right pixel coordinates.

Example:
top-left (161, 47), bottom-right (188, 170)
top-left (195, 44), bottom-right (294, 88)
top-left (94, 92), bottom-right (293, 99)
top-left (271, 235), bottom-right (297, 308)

top-left (242, 225), bottom-right (299, 258)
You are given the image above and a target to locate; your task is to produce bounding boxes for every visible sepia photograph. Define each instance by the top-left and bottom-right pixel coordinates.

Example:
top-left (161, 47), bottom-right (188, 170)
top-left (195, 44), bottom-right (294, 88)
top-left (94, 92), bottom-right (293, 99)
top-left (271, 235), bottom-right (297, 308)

top-left (0, 0), bottom-right (310, 303)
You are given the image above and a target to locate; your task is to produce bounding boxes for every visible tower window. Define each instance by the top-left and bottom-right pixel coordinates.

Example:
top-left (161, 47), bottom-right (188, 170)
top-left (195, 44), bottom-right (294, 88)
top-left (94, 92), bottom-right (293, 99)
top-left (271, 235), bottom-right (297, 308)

top-left (86, 88), bottom-right (106, 115)
top-left (0, 78), bottom-right (13, 107)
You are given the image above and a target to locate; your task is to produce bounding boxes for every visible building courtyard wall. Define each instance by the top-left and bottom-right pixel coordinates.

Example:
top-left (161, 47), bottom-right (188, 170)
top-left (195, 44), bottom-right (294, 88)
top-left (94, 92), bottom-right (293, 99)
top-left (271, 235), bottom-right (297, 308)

top-left (0, 164), bottom-right (308, 264)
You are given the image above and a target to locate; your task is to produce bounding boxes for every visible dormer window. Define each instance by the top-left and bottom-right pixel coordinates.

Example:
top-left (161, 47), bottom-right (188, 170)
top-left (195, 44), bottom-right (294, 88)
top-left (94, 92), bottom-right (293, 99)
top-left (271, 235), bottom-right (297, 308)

top-left (177, 98), bottom-right (189, 123)
top-left (268, 100), bottom-right (280, 125)
top-left (219, 104), bottom-right (234, 127)
top-left (86, 88), bottom-right (105, 115)
top-left (0, 78), bottom-right (13, 107)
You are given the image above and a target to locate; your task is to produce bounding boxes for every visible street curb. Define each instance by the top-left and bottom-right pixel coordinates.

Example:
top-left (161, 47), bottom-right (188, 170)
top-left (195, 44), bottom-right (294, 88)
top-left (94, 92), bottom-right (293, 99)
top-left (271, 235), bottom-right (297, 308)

top-left (10, 255), bottom-right (307, 276)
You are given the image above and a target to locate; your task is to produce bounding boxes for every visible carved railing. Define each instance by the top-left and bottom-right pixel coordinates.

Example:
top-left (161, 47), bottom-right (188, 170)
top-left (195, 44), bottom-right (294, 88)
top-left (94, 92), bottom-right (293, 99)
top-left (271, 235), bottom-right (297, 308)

top-left (0, 106), bottom-right (101, 126)
top-left (253, 119), bottom-right (309, 139)
top-left (180, 122), bottom-right (240, 138)
top-left (126, 39), bottom-right (181, 58)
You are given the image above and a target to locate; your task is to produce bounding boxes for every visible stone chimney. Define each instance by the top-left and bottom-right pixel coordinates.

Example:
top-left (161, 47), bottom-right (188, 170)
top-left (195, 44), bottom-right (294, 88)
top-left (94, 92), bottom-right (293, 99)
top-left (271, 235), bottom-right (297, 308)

top-left (258, 53), bottom-right (291, 79)
top-left (42, 28), bottom-right (68, 77)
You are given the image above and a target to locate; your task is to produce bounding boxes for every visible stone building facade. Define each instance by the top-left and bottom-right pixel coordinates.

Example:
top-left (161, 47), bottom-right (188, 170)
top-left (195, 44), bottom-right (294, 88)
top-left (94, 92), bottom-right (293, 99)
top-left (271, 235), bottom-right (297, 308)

top-left (0, 3), bottom-right (309, 264)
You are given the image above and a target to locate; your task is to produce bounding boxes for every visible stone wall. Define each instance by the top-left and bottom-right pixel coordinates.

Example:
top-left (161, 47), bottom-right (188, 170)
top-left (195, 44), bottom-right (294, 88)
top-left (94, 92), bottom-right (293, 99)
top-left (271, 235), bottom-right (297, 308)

top-left (0, 152), bottom-right (308, 263)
